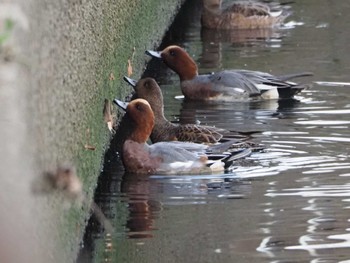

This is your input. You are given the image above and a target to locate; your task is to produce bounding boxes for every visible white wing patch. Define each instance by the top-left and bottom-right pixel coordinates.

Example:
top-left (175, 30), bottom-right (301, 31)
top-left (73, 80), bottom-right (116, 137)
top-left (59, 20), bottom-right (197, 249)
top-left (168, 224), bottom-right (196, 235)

top-left (209, 161), bottom-right (225, 173)
top-left (168, 161), bottom-right (197, 170)
top-left (261, 88), bottom-right (279, 99)
top-left (256, 83), bottom-right (276, 90)
top-left (270, 10), bottom-right (283, 17)
top-left (233, 88), bottom-right (245, 93)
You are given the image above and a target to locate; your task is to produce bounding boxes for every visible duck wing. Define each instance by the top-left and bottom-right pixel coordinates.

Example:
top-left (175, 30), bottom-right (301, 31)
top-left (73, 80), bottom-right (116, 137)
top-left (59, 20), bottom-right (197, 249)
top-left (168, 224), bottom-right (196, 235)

top-left (234, 69), bottom-right (312, 97)
top-left (149, 141), bottom-right (208, 163)
top-left (233, 69), bottom-right (293, 87)
top-left (208, 70), bottom-right (295, 97)
top-left (206, 146), bottom-right (252, 170)
top-left (175, 124), bottom-right (223, 143)
top-left (207, 71), bottom-right (261, 96)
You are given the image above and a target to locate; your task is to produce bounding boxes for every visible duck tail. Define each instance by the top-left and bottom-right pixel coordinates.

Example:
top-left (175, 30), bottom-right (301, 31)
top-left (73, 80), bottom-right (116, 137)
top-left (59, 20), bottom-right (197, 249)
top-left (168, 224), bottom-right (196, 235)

top-left (279, 1), bottom-right (296, 6)
top-left (277, 72), bottom-right (313, 81)
top-left (278, 83), bottom-right (313, 98)
top-left (223, 148), bottom-right (252, 169)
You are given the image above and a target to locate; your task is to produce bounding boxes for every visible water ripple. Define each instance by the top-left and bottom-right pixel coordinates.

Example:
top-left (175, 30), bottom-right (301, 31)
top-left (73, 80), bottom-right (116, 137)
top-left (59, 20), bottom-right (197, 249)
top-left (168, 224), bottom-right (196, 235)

top-left (285, 233), bottom-right (350, 251)
top-left (266, 184), bottom-right (350, 198)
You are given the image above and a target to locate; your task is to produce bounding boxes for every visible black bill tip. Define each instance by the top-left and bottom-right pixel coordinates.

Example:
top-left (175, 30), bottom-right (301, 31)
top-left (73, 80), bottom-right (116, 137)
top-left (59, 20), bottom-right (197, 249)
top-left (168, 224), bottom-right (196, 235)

top-left (145, 49), bottom-right (162, 58)
top-left (113, 99), bottom-right (128, 111)
top-left (123, 76), bottom-right (137, 87)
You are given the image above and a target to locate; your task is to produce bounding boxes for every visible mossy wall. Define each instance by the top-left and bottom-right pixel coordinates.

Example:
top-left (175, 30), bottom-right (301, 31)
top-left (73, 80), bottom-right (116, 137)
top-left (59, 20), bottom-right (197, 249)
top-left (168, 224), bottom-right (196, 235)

top-left (0, 0), bottom-right (183, 262)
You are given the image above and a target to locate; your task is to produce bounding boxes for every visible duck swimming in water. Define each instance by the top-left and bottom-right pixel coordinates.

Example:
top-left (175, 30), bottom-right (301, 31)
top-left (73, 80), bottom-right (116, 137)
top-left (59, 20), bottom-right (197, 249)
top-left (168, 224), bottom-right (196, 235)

top-left (146, 45), bottom-right (312, 101)
top-left (118, 99), bottom-right (252, 175)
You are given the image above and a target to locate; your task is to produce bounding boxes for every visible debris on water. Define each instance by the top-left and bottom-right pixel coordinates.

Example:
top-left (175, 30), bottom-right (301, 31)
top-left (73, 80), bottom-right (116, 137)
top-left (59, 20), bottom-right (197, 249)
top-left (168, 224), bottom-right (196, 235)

top-left (316, 23), bottom-right (329, 28)
top-left (217, 194), bottom-right (245, 199)
top-left (282, 21), bottom-right (304, 29)
top-left (214, 248), bottom-right (222, 253)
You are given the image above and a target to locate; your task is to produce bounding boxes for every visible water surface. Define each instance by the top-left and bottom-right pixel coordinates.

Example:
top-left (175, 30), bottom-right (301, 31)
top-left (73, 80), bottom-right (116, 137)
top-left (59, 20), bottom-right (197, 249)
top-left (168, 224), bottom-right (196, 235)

top-left (78, 1), bottom-right (350, 262)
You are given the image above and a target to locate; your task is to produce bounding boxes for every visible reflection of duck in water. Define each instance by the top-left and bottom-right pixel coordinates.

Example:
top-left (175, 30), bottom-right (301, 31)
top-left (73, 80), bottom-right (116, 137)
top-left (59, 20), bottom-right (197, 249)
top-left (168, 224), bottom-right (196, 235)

top-left (201, 0), bottom-right (291, 30)
top-left (200, 25), bottom-right (284, 47)
top-left (177, 98), bottom-right (302, 137)
top-left (120, 173), bottom-right (254, 239)
top-left (121, 174), bottom-right (162, 239)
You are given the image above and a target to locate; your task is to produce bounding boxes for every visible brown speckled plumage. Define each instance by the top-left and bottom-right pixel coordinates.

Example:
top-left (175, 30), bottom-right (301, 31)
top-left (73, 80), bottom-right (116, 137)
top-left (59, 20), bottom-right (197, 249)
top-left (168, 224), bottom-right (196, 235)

top-left (201, 0), bottom-right (291, 30)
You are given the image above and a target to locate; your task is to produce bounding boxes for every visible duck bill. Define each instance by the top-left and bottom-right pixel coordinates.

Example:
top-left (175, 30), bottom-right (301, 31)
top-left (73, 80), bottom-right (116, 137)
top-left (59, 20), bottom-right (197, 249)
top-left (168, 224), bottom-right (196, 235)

top-left (123, 76), bottom-right (137, 87)
top-left (113, 99), bottom-right (128, 111)
top-left (145, 49), bottom-right (162, 59)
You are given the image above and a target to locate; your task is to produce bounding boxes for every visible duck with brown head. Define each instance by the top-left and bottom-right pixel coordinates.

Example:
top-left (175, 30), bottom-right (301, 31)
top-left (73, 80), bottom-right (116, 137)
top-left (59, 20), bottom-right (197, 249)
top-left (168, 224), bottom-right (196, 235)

top-left (122, 76), bottom-right (254, 144)
top-left (117, 99), bottom-right (252, 175)
top-left (146, 45), bottom-right (313, 101)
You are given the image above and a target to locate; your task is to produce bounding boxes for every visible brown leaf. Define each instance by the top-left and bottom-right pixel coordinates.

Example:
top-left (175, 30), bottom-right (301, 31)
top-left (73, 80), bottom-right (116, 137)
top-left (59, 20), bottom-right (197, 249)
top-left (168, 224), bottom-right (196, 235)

top-left (103, 99), bottom-right (112, 123)
top-left (103, 99), bottom-right (115, 133)
top-left (84, 144), bottom-right (96, 151)
top-left (127, 59), bottom-right (132, 77)
top-left (109, 72), bottom-right (115, 81)
top-left (107, 121), bottom-right (115, 134)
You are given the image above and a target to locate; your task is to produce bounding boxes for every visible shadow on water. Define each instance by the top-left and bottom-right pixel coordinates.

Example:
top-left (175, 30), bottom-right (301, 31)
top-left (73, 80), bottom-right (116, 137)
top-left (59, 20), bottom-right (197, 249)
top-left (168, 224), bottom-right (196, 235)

top-left (78, 0), bottom-right (350, 262)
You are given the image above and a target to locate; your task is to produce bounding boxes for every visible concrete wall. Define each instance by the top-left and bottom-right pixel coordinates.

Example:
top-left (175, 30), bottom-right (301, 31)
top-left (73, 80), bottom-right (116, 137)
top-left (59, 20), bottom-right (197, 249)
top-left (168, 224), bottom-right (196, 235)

top-left (0, 0), bottom-right (183, 262)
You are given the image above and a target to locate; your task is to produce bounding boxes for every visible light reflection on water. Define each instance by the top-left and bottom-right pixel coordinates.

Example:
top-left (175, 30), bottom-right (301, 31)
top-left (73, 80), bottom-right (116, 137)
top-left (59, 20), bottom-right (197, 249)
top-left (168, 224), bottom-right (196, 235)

top-left (78, 0), bottom-right (350, 262)
top-left (259, 183), bottom-right (350, 260)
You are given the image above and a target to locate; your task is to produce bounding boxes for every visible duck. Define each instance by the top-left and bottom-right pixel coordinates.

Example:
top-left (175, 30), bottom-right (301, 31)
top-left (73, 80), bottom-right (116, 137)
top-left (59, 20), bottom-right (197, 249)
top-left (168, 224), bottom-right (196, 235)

top-left (201, 0), bottom-right (291, 30)
top-left (118, 98), bottom-right (251, 175)
top-left (146, 45), bottom-right (312, 101)
top-left (118, 76), bottom-right (258, 145)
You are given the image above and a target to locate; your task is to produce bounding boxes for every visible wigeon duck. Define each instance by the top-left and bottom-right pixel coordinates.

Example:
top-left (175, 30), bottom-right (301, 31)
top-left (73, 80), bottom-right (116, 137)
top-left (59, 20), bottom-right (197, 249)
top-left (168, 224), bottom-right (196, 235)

top-left (119, 76), bottom-right (256, 145)
top-left (201, 0), bottom-right (291, 30)
top-left (118, 98), bottom-right (251, 175)
top-left (146, 45), bottom-right (313, 101)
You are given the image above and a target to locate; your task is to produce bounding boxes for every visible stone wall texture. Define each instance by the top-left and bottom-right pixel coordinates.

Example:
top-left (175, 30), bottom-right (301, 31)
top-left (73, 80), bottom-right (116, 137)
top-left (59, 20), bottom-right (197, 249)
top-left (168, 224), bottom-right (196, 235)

top-left (0, 0), bottom-right (183, 262)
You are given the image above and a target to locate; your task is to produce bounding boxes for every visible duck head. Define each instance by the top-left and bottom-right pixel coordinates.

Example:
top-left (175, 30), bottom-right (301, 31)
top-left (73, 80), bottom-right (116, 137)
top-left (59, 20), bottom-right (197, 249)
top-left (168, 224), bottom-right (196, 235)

top-left (125, 99), bottom-right (155, 143)
top-left (146, 45), bottom-right (198, 81)
top-left (123, 77), bottom-right (165, 120)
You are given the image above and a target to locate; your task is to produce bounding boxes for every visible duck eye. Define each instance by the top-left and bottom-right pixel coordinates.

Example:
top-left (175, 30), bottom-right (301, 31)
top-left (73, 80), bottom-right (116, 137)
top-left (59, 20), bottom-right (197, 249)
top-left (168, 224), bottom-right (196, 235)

top-left (169, 50), bottom-right (176, 56)
top-left (136, 104), bottom-right (143, 111)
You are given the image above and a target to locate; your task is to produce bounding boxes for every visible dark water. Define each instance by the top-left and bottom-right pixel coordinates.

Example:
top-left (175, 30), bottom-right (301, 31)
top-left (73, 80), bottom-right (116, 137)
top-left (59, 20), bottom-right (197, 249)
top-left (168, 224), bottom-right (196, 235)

top-left (78, 0), bottom-right (350, 262)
